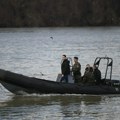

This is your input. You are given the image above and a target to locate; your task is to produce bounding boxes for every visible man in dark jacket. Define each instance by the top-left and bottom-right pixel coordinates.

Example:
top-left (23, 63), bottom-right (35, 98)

top-left (60, 55), bottom-right (70, 83)
top-left (93, 65), bottom-right (101, 85)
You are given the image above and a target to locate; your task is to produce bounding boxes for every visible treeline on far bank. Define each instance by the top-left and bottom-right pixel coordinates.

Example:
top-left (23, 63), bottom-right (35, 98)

top-left (0, 0), bottom-right (120, 27)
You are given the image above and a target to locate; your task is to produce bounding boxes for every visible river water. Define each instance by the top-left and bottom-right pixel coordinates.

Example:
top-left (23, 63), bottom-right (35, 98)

top-left (0, 27), bottom-right (120, 120)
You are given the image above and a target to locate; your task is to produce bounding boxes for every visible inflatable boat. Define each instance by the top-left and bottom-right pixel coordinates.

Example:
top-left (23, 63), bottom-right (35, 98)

top-left (0, 57), bottom-right (120, 95)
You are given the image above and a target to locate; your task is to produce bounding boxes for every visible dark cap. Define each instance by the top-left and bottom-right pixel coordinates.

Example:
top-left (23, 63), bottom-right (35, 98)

top-left (74, 57), bottom-right (78, 60)
top-left (62, 54), bottom-right (66, 57)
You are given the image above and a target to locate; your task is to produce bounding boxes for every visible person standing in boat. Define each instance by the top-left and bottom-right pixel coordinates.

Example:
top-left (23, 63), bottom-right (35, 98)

top-left (93, 64), bottom-right (101, 85)
top-left (60, 55), bottom-right (70, 83)
top-left (72, 57), bottom-right (81, 83)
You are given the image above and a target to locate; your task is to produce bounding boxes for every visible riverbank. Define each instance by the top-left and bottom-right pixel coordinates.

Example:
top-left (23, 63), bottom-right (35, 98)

top-left (0, 0), bottom-right (120, 27)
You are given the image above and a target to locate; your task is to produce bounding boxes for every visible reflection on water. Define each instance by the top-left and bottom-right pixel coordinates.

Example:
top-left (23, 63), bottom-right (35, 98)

top-left (0, 95), bottom-right (120, 120)
top-left (0, 27), bottom-right (120, 119)
top-left (0, 95), bottom-right (102, 120)
top-left (0, 95), bottom-right (102, 107)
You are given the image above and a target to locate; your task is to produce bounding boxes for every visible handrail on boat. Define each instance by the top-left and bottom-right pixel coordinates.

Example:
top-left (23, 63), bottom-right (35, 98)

top-left (94, 57), bottom-right (113, 81)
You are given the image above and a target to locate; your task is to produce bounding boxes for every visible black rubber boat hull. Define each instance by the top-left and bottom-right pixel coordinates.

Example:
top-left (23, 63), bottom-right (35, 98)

top-left (0, 69), bottom-right (120, 95)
